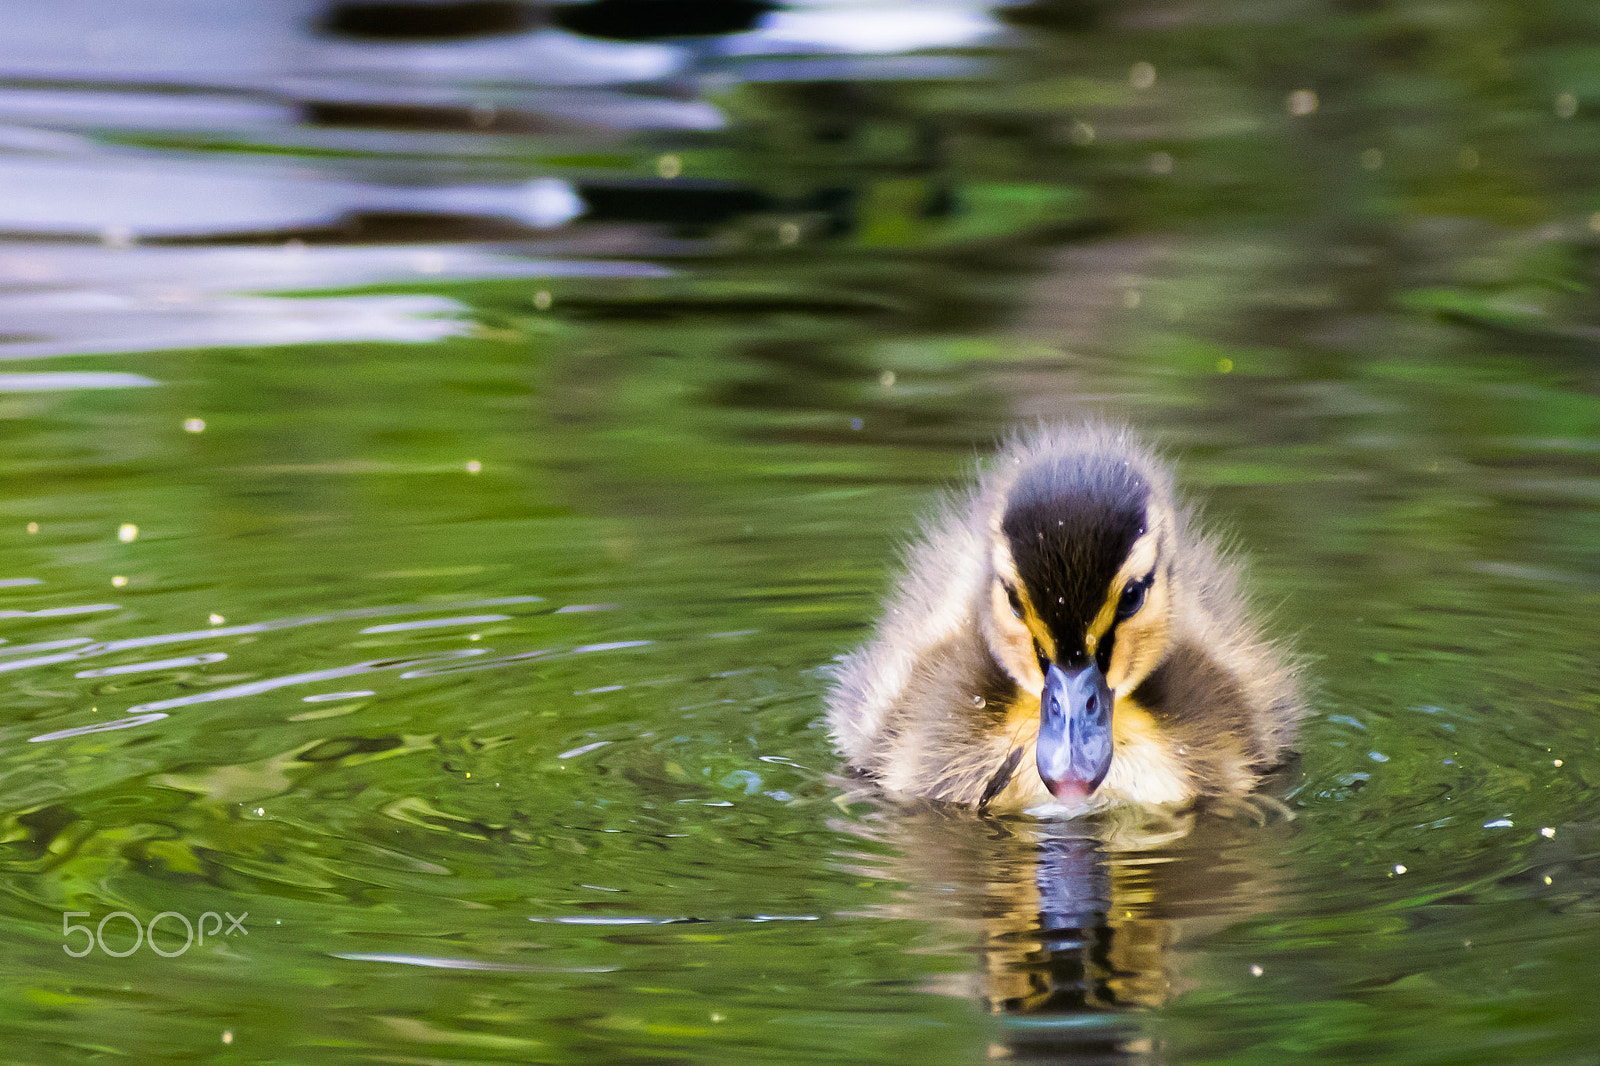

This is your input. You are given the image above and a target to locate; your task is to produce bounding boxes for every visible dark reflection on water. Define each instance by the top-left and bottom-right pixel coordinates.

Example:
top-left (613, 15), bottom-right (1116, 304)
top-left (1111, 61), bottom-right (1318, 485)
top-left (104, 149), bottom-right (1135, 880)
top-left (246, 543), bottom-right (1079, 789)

top-left (866, 802), bottom-right (1302, 1063)
top-left (1, 0), bottom-right (1600, 1062)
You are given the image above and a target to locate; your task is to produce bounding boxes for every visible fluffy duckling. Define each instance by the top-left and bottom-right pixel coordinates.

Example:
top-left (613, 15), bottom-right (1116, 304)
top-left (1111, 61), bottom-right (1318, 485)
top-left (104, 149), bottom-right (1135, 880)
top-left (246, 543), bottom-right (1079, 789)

top-left (828, 423), bottom-right (1302, 814)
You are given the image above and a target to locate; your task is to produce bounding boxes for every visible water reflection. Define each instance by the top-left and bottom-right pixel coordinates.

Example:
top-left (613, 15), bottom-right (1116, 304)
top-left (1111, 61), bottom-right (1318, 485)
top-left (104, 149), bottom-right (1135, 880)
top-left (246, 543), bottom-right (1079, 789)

top-left (0, 370), bottom-right (158, 389)
top-left (0, 242), bottom-right (669, 359)
top-left (0, 154), bottom-right (584, 238)
top-left (863, 801), bottom-right (1299, 1062)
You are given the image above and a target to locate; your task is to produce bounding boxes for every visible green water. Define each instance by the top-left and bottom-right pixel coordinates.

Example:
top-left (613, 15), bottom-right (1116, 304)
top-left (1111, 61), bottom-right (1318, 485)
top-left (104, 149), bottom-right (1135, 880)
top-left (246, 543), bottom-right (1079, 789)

top-left (3, 0), bottom-right (1600, 1062)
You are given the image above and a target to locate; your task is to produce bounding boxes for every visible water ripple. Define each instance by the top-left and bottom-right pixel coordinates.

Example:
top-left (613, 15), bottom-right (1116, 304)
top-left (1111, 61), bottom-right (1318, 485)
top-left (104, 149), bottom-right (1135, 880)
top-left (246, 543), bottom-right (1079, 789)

top-left (360, 614), bottom-right (510, 634)
top-left (75, 652), bottom-right (228, 677)
top-left (121, 649), bottom-right (488, 715)
top-left (0, 371), bottom-right (159, 390)
top-left (333, 952), bottom-right (616, 974)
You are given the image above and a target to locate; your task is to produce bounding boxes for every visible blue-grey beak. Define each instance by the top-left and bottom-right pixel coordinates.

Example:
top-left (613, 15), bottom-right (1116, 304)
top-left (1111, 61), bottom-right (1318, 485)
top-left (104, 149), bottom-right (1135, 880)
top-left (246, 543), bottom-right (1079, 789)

top-left (1036, 661), bottom-right (1113, 803)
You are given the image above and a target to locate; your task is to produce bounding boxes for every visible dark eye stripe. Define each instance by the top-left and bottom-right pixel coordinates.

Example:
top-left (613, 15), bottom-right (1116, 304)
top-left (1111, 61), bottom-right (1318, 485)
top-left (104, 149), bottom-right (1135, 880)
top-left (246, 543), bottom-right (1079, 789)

top-left (1101, 569), bottom-right (1155, 673)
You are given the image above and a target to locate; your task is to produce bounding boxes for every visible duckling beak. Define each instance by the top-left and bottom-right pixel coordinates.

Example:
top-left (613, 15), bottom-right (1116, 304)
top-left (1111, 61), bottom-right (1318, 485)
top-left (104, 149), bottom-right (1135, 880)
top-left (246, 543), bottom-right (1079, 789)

top-left (1037, 661), bottom-right (1114, 804)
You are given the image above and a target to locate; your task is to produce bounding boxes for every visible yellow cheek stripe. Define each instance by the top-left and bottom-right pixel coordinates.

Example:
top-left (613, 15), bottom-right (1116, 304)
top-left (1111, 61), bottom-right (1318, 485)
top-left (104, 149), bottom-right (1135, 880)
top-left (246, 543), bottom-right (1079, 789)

top-left (1112, 697), bottom-right (1163, 749)
top-left (1013, 588), bottom-right (1056, 664)
top-left (1086, 591), bottom-right (1119, 651)
top-left (1004, 693), bottom-right (1040, 736)
top-left (1001, 692), bottom-right (1164, 762)
top-left (1088, 554), bottom-right (1159, 653)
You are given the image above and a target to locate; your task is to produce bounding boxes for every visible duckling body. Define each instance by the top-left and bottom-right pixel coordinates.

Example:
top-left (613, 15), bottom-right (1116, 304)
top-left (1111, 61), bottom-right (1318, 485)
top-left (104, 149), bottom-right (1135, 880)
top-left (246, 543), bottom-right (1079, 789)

top-left (828, 423), bottom-right (1302, 814)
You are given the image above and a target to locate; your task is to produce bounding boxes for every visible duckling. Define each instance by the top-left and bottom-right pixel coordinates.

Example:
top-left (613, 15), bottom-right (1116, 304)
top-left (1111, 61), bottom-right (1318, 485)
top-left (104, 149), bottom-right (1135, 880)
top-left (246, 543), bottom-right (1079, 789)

top-left (828, 422), bottom-right (1302, 814)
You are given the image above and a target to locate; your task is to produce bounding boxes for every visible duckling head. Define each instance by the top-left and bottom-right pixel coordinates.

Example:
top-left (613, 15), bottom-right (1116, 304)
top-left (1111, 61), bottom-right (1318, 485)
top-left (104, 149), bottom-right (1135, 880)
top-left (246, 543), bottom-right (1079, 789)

top-left (979, 437), bottom-right (1176, 805)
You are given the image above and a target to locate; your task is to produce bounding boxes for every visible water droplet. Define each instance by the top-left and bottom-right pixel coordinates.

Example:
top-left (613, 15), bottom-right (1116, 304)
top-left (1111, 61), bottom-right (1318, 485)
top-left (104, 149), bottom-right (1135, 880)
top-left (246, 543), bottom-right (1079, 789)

top-left (183, 418), bottom-right (206, 433)
top-left (971, 695), bottom-right (986, 709)
top-left (117, 523), bottom-right (138, 543)
top-left (1556, 92), bottom-right (1578, 118)
top-left (657, 154), bottom-right (683, 179)
top-left (1541, 827), bottom-right (1555, 838)
top-left (879, 370), bottom-right (896, 388)
top-left (1287, 89), bottom-right (1318, 115)
top-left (1129, 62), bottom-right (1156, 90)
top-left (533, 290), bottom-right (553, 311)
top-left (1216, 358), bottom-right (1233, 374)
top-left (1148, 151), bottom-right (1174, 176)
top-left (1360, 148), bottom-right (1383, 170)
top-left (1249, 964), bottom-right (1263, 977)
top-left (208, 613), bottom-right (226, 625)
top-left (111, 575), bottom-right (127, 588)
top-left (1393, 864), bottom-right (1407, 875)
top-left (465, 460), bottom-right (482, 474)
top-left (26, 522), bottom-right (38, 534)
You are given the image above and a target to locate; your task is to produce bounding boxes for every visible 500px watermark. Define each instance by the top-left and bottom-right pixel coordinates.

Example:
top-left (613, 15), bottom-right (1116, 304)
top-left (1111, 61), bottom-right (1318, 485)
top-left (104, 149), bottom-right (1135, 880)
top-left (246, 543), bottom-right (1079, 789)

top-left (62, 910), bottom-right (247, 958)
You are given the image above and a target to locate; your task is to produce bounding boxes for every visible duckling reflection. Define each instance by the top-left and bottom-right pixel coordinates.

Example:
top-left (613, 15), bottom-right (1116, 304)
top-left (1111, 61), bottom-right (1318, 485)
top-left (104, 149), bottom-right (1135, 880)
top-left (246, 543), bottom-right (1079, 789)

top-left (844, 802), bottom-right (1295, 1062)
top-left (829, 422), bottom-right (1303, 816)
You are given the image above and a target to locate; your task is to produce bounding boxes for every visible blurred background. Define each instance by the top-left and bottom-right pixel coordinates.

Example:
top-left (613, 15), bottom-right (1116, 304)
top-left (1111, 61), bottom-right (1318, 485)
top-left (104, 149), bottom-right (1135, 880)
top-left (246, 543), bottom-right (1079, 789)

top-left (1, 1), bottom-right (1598, 1063)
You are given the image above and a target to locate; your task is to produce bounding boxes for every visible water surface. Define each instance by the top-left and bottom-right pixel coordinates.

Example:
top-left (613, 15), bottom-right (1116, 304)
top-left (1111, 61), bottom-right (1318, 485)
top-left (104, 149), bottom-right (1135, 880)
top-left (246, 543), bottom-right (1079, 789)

top-left (2, 1), bottom-right (1599, 1062)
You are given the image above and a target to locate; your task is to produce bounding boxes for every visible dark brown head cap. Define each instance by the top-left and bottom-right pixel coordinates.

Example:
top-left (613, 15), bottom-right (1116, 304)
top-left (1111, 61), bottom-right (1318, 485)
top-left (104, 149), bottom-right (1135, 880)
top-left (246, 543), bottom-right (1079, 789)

top-left (1001, 448), bottom-right (1148, 659)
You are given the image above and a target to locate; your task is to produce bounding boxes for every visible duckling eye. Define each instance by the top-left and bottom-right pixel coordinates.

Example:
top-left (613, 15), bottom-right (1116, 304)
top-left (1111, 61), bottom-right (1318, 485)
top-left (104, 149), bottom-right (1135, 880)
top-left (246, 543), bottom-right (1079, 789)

top-left (1116, 575), bottom-right (1151, 620)
top-left (1002, 582), bottom-right (1025, 620)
